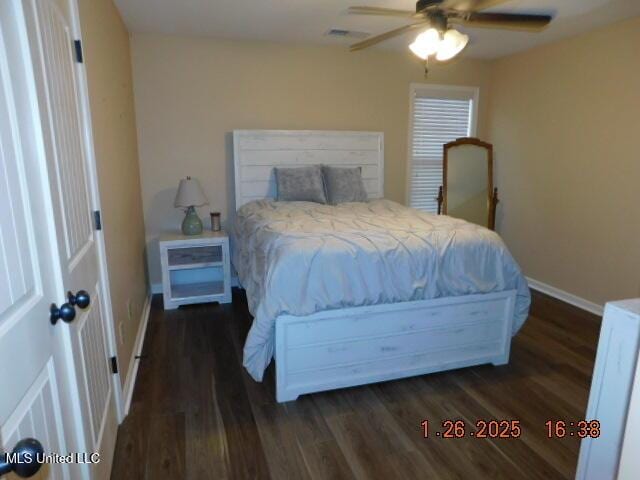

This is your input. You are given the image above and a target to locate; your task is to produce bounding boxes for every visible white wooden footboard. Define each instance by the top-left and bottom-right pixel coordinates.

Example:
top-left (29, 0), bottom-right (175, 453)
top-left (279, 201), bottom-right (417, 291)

top-left (275, 290), bottom-right (516, 402)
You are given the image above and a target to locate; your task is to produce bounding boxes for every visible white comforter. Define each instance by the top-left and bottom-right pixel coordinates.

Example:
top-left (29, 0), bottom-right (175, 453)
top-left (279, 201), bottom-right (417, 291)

top-left (232, 199), bottom-right (530, 381)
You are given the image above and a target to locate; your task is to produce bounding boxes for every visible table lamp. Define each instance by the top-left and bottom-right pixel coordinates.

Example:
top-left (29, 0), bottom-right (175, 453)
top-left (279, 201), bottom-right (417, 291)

top-left (174, 176), bottom-right (209, 235)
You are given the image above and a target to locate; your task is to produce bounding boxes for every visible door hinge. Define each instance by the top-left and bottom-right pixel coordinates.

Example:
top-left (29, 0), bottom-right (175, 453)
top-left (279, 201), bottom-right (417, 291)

top-left (93, 210), bottom-right (102, 230)
top-left (74, 40), bottom-right (83, 63)
top-left (110, 356), bottom-right (118, 374)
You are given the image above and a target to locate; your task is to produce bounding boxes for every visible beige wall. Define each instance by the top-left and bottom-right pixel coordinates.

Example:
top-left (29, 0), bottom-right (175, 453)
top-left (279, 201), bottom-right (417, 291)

top-left (132, 21), bottom-right (640, 305)
top-left (131, 33), bottom-right (492, 286)
top-left (78, 0), bottom-right (148, 385)
top-left (488, 17), bottom-right (640, 305)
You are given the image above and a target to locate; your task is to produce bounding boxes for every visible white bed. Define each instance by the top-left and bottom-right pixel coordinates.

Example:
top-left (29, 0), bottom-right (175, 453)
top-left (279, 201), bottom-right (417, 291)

top-left (232, 129), bottom-right (528, 402)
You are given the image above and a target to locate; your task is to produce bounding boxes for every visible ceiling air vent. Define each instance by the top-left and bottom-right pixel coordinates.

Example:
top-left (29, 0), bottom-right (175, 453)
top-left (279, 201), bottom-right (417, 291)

top-left (325, 29), bottom-right (370, 39)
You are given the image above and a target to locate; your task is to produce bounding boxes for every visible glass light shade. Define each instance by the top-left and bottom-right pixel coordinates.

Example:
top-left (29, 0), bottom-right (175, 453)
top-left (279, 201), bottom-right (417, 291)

top-left (409, 28), bottom-right (441, 60)
top-left (435, 29), bottom-right (469, 61)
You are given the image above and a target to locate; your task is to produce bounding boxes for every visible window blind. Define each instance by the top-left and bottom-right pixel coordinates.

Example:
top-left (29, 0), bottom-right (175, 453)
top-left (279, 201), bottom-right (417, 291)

top-left (408, 92), bottom-right (474, 212)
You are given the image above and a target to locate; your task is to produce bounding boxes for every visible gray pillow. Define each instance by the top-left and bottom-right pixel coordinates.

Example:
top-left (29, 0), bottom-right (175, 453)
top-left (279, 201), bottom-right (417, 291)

top-left (322, 166), bottom-right (368, 205)
top-left (274, 165), bottom-right (327, 203)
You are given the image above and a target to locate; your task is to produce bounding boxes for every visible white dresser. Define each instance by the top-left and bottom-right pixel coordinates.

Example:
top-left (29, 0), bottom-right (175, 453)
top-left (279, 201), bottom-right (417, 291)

top-left (577, 299), bottom-right (640, 480)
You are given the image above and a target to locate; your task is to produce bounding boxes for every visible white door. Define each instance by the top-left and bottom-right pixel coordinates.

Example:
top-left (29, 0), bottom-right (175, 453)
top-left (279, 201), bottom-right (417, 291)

top-left (0, 2), bottom-right (75, 479)
top-left (0, 0), bottom-right (119, 478)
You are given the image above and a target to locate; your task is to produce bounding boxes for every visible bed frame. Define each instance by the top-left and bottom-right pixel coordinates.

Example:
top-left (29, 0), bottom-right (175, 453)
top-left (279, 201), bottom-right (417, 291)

top-left (233, 130), bottom-right (516, 402)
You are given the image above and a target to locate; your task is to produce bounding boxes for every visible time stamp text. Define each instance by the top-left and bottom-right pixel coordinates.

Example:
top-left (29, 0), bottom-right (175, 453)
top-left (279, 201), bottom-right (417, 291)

top-left (420, 419), bottom-right (601, 439)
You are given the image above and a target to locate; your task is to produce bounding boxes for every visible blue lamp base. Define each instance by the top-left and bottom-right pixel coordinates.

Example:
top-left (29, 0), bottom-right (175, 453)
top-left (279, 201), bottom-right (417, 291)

top-left (181, 206), bottom-right (203, 235)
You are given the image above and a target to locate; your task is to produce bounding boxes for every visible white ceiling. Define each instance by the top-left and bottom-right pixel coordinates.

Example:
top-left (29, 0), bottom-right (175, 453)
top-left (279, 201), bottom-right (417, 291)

top-left (114, 0), bottom-right (640, 59)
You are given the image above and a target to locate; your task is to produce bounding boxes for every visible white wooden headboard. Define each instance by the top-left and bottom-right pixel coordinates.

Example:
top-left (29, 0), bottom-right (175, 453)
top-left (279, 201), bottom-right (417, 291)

top-left (233, 130), bottom-right (384, 209)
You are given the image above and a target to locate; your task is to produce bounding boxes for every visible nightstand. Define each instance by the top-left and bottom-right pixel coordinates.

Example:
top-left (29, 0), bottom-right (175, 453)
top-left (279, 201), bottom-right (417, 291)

top-left (159, 231), bottom-right (231, 309)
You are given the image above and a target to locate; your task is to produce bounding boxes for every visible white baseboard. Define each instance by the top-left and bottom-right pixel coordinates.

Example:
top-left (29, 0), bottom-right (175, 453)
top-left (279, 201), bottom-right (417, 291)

top-left (121, 293), bottom-right (152, 417)
top-left (526, 277), bottom-right (604, 316)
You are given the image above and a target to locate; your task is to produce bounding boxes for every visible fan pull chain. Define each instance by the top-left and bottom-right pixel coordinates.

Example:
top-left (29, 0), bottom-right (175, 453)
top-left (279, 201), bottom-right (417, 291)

top-left (423, 59), bottom-right (429, 78)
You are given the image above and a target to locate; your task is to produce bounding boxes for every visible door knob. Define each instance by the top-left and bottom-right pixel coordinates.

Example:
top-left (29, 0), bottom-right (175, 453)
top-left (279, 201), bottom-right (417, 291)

top-left (68, 290), bottom-right (90, 309)
top-left (50, 302), bottom-right (75, 325)
top-left (0, 438), bottom-right (44, 478)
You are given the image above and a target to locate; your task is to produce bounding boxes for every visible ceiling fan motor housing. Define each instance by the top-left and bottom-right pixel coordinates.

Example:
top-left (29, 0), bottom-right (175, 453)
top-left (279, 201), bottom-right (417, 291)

top-left (428, 11), bottom-right (449, 33)
top-left (416, 0), bottom-right (445, 13)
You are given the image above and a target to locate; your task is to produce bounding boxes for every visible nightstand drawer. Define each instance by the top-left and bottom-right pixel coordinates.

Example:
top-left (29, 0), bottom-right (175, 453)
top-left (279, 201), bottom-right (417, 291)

top-left (168, 245), bottom-right (223, 267)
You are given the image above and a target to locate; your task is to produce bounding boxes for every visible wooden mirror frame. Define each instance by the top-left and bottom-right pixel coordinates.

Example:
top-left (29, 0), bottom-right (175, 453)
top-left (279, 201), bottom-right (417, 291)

top-left (437, 137), bottom-right (499, 230)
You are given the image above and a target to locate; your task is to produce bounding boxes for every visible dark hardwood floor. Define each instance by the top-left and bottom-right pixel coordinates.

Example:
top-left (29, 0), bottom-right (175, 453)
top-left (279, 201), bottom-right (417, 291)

top-left (110, 289), bottom-right (601, 480)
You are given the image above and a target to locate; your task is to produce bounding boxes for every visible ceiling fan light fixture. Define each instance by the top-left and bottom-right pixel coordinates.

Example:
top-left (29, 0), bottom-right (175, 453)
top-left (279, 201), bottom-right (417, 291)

top-left (408, 27), bottom-right (441, 60)
top-left (435, 28), bottom-right (469, 61)
top-left (409, 27), bottom-right (468, 62)
top-left (348, 1), bottom-right (553, 60)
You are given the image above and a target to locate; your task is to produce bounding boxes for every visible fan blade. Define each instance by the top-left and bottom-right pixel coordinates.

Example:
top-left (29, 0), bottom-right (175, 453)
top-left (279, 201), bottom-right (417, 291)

top-left (350, 22), bottom-right (428, 51)
top-left (452, 12), bottom-right (552, 31)
top-left (439, 0), bottom-right (510, 11)
top-left (348, 6), bottom-right (417, 18)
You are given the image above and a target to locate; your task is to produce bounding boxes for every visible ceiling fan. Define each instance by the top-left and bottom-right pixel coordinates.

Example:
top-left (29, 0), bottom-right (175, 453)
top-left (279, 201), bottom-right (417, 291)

top-left (348, 0), bottom-right (553, 62)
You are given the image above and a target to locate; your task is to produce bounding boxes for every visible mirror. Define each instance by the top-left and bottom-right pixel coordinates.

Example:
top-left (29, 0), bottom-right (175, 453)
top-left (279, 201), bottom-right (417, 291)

top-left (438, 137), bottom-right (498, 230)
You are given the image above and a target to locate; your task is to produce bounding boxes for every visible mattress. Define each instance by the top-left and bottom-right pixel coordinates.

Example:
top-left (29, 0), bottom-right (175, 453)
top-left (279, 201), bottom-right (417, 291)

top-left (231, 199), bottom-right (530, 381)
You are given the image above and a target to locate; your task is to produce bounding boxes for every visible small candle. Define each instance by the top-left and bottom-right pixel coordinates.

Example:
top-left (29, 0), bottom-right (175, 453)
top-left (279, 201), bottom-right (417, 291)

top-left (210, 212), bottom-right (221, 232)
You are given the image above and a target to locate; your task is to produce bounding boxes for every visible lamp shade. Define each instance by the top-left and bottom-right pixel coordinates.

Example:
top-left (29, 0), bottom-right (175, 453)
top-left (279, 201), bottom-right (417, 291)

top-left (409, 27), bottom-right (469, 62)
top-left (409, 28), bottom-right (441, 60)
top-left (435, 29), bottom-right (469, 61)
top-left (174, 177), bottom-right (209, 208)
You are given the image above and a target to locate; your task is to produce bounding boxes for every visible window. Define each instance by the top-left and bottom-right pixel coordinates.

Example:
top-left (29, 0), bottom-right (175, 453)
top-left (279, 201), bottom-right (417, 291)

top-left (407, 84), bottom-right (478, 212)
